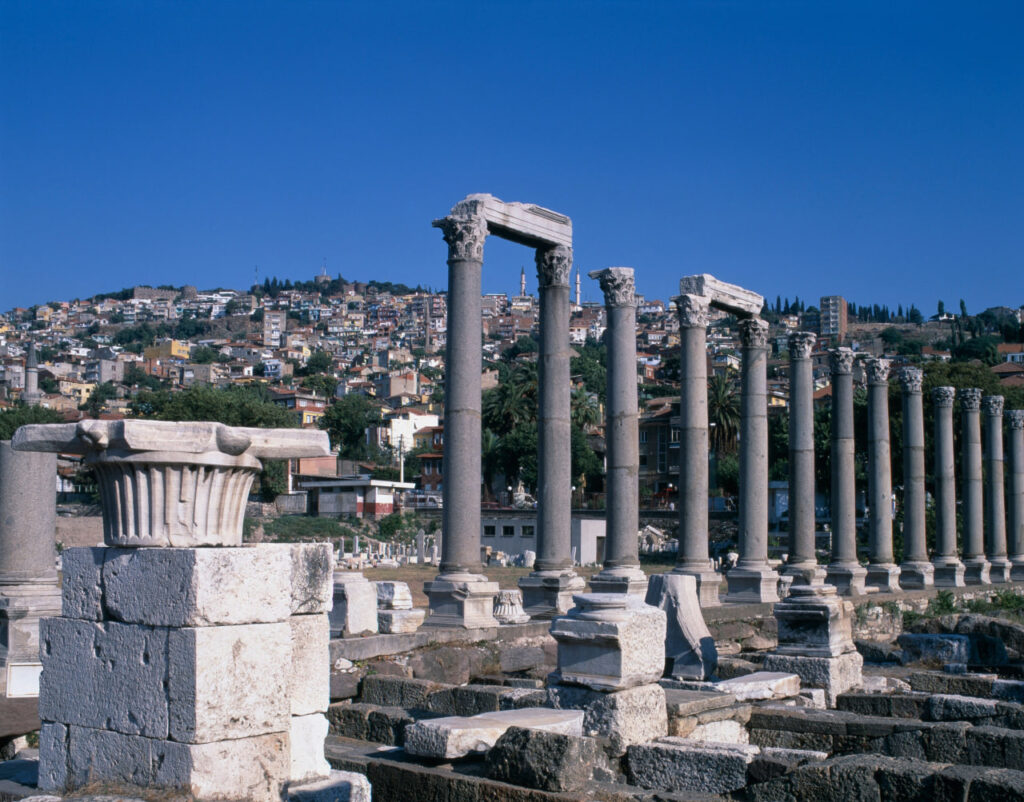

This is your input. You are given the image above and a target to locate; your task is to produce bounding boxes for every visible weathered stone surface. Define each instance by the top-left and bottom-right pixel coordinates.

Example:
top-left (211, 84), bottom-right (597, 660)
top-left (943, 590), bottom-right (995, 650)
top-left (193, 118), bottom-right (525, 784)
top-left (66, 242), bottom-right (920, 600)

top-left (290, 713), bottom-right (330, 783)
top-left (498, 644), bottom-right (546, 673)
top-left (425, 684), bottom-right (516, 716)
top-left (763, 652), bottom-right (864, 707)
top-left (404, 708), bottom-right (584, 759)
top-left (290, 614), bottom-right (330, 716)
top-left (644, 573), bottom-right (717, 680)
top-left (330, 572), bottom-right (378, 637)
top-left (484, 725), bottom-right (613, 792)
top-left (37, 721), bottom-right (68, 792)
top-left (59, 548), bottom-right (105, 621)
top-left (284, 542), bottom-right (334, 615)
top-left (547, 682), bottom-right (668, 755)
top-left (773, 585), bottom-right (856, 658)
top-left (685, 719), bottom-right (749, 744)
top-left (898, 633), bottom-right (972, 664)
top-left (407, 644), bottom-right (489, 685)
top-left (288, 769), bottom-right (372, 802)
top-left (664, 688), bottom-right (738, 718)
top-left (627, 738), bottom-right (760, 794)
top-left (375, 581), bottom-right (413, 610)
top-left (678, 273), bottom-right (764, 316)
top-left (378, 608), bottom-right (425, 634)
top-left (550, 593), bottom-right (666, 691)
top-left (716, 671), bottom-right (801, 701)
top-left (926, 693), bottom-right (999, 722)
top-left (359, 675), bottom-right (445, 709)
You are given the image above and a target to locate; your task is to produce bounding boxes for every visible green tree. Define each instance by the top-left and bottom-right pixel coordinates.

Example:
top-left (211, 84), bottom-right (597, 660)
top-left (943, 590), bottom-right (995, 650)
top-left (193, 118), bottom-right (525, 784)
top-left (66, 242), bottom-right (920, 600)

top-left (570, 386), bottom-right (601, 430)
top-left (304, 350), bottom-right (332, 375)
top-left (191, 346), bottom-right (219, 364)
top-left (301, 374), bottom-right (338, 398)
top-left (319, 395), bottom-right (382, 458)
top-left (80, 382), bottom-right (118, 418)
top-left (708, 372), bottom-right (740, 453)
top-left (0, 405), bottom-right (65, 440)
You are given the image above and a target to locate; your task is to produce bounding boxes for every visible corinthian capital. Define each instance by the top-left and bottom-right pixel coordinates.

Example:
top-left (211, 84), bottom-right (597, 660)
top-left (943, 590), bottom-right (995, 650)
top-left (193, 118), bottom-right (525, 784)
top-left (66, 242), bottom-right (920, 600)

top-left (959, 388), bottom-right (982, 411)
top-left (1007, 410), bottom-right (1024, 430)
top-left (738, 318), bottom-right (769, 349)
top-left (932, 386), bottom-right (956, 408)
top-left (788, 331), bottom-right (816, 360)
top-left (898, 367), bottom-right (922, 393)
top-left (865, 358), bottom-right (891, 385)
top-left (434, 214), bottom-right (487, 262)
top-left (829, 348), bottom-right (855, 375)
top-left (588, 267), bottom-right (636, 308)
top-left (536, 245), bottom-right (572, 288)
top-left (982, 395), bottom-right (1005, 416)
top-left (673, 293), bottom-right (710, 329)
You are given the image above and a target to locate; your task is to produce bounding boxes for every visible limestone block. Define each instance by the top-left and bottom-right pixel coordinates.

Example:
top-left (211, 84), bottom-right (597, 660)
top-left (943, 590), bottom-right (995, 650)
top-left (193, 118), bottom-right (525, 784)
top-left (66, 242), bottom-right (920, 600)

top-left (330, 572), bottom-right (378, 637)
top-left (550, 593), bottom-right (666, 691)
top-left (684, 719), bottom-right (749, 744)
top-left (59, 547), bottom-right (104, 621)
top-left (375, 581), bottom-right (413, 610)
top-left (273, 542), bottom-right (334, 615)
top-left (404, 708), bottom-right (584, 759)
top-left (378, 608), bottom-right (425, 634)
top-left (773, 585), bottom-right (856, 658)
top-left (288, 769), bottom-right (372, 802)
top-left (762, 652), bottom-right (863, 707)
top-left (37, 721), bottom-right (68, 792)
top-left (547, 682), bottom-right (668, 756)
top-left (102, 545), bottom-right (292, 626)
top-left (168, 622), bottom-right (291, 743)
top-left (290, 713), bottom-right (330, 783)
top-left (290, 614), bottom-right (330, 716)
top-left (715, 672), bottom-right (802, 702)
top-left (628, 739), bottom-right (760, 794)
top-left (645, 573), bottom-right (717, 680)
top-left (39, 618), bottom-right (171, 738)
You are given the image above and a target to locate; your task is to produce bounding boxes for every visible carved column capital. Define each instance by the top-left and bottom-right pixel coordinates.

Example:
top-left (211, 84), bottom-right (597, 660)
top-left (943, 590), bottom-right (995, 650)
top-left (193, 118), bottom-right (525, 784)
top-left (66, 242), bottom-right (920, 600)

top-left (898, 367), bottom-right (923, 393)
top-left (1007, 410), bottom-right (1024, 430)
top-left (673, 293), bottom-right (710, 328)
top-left (865, 358), bottom-right (891, 386)
top-left (983, 395), bottom-right (1005, 416)
top-left (788, 331), bottom-right (816, 359)
top-left (738, 318), bottom-right (769, 349)
top-left (589, 267), bottom-right (636, 308)
top-left (435, 214), bottom-right (487, 263)
top-left (829, 348), bottom-right (855, 375)
top-left (959, 388), bottom-right (982, 411)
top-left (932, 386), bottom-right (956, 408)
top-left (536, 245), bottom-right (572, 288)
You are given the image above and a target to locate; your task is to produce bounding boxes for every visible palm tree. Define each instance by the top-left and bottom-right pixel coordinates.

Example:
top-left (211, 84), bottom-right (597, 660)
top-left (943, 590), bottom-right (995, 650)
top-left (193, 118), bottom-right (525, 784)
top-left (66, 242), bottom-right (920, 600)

top-left (707, 371), bottom-right (739, 453)
top-left (570, 385), bottom-right (601, 430)
top-left (481, 428), bottom-right (502, 500)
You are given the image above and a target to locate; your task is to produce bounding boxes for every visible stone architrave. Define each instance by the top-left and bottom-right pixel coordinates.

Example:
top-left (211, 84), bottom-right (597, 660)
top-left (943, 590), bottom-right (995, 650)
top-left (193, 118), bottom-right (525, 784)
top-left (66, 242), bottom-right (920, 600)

top-left (677, 274), bottom-right (764, 317)
top-left (520, 245), bottom-right (585, 617)
top-left (898, 368), bottom-right (934, 588)
top-left (671, 293), bottom-right (721, 606)
top-left (825, 349), bottom-right (867, 595)
top-left (932, 387), bottom-right (966, 586)
top-left (864, 359), bottom-right (900, 592)
top-left (425, 205), bottom-right (499, 627)
top-left (960, 389), bottom-right (991, 584)
top-left (588, 268), bottom-right (646, 596)
top-left (1007, 410), bottom-right (1024, 581)
top-left (983, 396), bottom-right (1011, 582)
top-left (782, 332), bottom-right (826, 586)
top-left (726, 319), bottom-right (779, 603)
top-left (0, 442), bottom-right (61, 698)
top-left (644, 573), bottom-right (717, 680)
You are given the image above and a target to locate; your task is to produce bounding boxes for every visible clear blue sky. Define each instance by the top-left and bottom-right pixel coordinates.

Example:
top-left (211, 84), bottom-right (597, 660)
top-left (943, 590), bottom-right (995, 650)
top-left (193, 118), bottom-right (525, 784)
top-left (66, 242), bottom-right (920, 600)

top-left (2, 1), bottom-right (1022, 313)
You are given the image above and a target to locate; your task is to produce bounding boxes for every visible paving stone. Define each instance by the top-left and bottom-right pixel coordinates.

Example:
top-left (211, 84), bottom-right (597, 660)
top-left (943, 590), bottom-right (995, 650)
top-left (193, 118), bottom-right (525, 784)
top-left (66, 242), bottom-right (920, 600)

top-left (404, 708), bottom-right (584, 759)
top-left (627, 739), bottom-right (759, 794)
top-left (484, 726), bottom-right (613, 792)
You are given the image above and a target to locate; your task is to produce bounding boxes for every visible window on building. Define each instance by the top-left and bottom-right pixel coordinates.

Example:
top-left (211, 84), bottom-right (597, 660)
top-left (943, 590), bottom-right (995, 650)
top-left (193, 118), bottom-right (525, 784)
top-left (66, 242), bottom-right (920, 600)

top-left (521, 525), bottom-right (534, 537)
top-left (502, 525), bottom-right (515, 537)
top-left (670, 427), bottom-right (680, 443)
top-left (639, 431), bottom-right (648, 444)
top-left (483, 525), bottom-right (496, 537)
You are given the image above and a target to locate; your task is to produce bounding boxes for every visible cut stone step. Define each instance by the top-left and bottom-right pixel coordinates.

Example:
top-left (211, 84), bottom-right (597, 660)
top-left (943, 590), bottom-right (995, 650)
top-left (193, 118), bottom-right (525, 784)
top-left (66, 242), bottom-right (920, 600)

top-left (404, 708), bottom-right (584, 759)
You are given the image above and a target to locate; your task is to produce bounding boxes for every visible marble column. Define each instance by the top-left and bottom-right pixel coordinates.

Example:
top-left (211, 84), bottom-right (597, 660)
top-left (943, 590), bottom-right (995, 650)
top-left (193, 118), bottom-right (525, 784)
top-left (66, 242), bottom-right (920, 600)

top-left (589, 268), bottom-right (646, 595)
top-left (898, 367), bottom-right (934, 588)
top-left (931, 387), bottom-right (965, 586)
top-left (1007, 410), bottom-right (1024, 581)
top-left (520, 245), bottom-right (584, 617)
top-left (864, 358), bottom-right (900, 592)
top-left (782, 331), bottom-right (826, 585)
top-left (424, 209), bottom-right (499, 627)
top-left (826, 348), bottom-right (867, 595)
top-left (960, 388), bottom-right (990, 584)
top-left (726, 318), bottom-right (779, 603)
top-left (672, 293), bottom-right (721, 606)
top-left (983, 395), bottom-right (1011, 583)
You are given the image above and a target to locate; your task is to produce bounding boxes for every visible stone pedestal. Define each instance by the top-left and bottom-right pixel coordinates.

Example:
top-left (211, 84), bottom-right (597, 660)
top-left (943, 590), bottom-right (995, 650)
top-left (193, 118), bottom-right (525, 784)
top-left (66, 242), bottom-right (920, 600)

top-left (645, 573), bottom-right (717, 680)
top-left (423, 573), bottom-right (500, 629)
top-left (375, 581), bottom-right (424, 634)
top-left (330, 572), bottom-right (378, 637)
top-left (520, 571), bottom-right (586, 619)
top-left (762, 652), bottom-right (863, 708)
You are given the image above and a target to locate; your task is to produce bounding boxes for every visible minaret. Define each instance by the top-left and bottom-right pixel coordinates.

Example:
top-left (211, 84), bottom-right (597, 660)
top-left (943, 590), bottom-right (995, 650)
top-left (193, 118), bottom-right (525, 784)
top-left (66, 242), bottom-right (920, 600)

top-left (23, 342), bottom-right (43, 405)
top-left (520, 266), bottom-right (526, 297)
top-left (575, 266), bottom-right (581, 307)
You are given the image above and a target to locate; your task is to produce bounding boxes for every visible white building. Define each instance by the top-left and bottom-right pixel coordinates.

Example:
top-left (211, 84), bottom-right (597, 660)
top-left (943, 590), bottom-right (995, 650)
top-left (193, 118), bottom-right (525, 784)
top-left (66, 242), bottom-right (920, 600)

top-left (479, 512), bottom-right (606, 566)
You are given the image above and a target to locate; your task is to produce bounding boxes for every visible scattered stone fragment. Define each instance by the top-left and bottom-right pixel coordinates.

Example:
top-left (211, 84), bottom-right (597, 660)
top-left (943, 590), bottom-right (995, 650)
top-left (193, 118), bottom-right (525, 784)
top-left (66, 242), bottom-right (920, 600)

top-left (484, 726), bottom-right (613, 792)
top-left (404, 708), bottom-right (584, 759)
top-left (716, 671), bottom-right (801, 701)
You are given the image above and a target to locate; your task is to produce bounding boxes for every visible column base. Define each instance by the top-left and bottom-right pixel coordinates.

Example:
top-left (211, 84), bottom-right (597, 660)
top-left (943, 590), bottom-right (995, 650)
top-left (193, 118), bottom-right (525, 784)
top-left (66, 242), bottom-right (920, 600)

top-left (519, 571), bottom-right (586, 619)
top-left (1011, 559), bottom-right (1024, 583)
top-left (898, 561), bottom-right (935, 590)
top-left (589, 566), bottom-right (648, 596)
top-left (988, 558), bottom-right (1012, 584)
top-left (423, 573), bottom-right (500, 629)
top-left (963, 558), bottom-right (991, 585)
top-left (781, 560), bottom-right (828, 588)
top-left (671, 565), bottom-right (723, 607)
top-left (865, 563), bottom-right (901, 593)
top-left (724, 563), bottom-right (779, 604)
top-left (0, 581), bottom-right (61, 697)
top-left (825, 562), bottom-right (867, 596)
top-left (932, 558), bottom-right (966, 587)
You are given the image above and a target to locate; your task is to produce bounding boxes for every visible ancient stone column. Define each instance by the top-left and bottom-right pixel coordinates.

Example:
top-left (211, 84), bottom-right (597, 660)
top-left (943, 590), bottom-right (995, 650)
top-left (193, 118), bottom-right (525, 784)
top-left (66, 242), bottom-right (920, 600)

top-left (826, 348), bottom-right (866, 595)
top-left (960, 388), bottom-right (990, 584)
top-left (589, 268), bottom-right (646, 596)
top-left (425, 209), bottom-right (499, 626)
top-left (984, 395), bottom-right (1011, 583)
top-left (898, 368), bottom-right (934, 588)
top-left (931, 387), bottom-right (965, 586)
top-left (864, 358), bottom-right (900, 592)
top-left (1007, 410), bottom-right (1024, 581)
top-left (671, 293), bottom-right (720, 606)
top-left (726, 318), bottom-right (779, 603)
top-left (520, 245), bottom-right (584, 617)
top-left (782, 331), bottom-right (825, 586)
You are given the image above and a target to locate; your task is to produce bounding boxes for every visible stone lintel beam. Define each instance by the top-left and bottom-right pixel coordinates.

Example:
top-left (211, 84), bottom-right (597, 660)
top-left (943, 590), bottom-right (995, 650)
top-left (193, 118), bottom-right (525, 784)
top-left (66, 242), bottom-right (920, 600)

top-left (678, 273), bottom-right (764, 318)
top-left (433, 193), bottom-right (572, 249)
